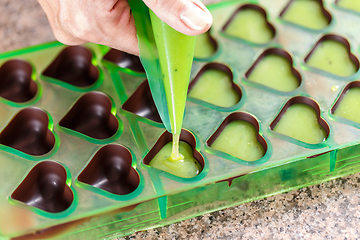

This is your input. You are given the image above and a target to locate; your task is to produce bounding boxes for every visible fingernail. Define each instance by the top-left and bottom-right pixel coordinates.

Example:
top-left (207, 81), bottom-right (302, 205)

top-left (180, 0), bottom-right (212, 31)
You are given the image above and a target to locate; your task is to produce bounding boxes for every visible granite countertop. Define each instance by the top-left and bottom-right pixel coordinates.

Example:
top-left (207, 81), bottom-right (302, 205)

top-left (1, 0), bottom-right (360, 239)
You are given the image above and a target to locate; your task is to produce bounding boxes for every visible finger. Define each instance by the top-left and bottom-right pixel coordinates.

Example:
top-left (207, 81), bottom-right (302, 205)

top-left (143, 0), bottom-right (212, 36)
top-left (98, 1), bottom-right (139, 55)
top-left (48, 19), bottom-right (88, 46)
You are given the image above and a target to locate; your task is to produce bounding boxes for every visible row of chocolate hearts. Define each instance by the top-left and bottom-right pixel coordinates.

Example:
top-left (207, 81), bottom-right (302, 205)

top-left (12, 144), bottom-right (140, 213)
top-left (221, 1), bottom-right (358, 43)
top-left (0, 92), bottom-right (118, 156)
top-left (3, 32), bottom-right (358, 107)
top-left (0, 46), bottom-right (143, 103)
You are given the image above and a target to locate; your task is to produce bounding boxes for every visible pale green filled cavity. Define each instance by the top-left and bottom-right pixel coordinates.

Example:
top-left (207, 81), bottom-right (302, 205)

top-left (149, 141), bottom-right (202, 178)
top-left (334, 88), bottom-right (360, 123)
top-left (337, 0), bottom-right (360, 13)
top-left (189, 69), bottom-right (240, 107)
top-left (212, 120), bottom-right (265, 161)
top-left (224, 8), bottom-right (273, 44)
top-left (194, 33), bottom-right (216, 59)
top-left (281, 0), bottom-right (329, 30)
top-left (247, 54), bottom-right (299, 92)
top-left (306, 40), bottom-right (357, 77)
top-left (273, 104), bottom-right (327, 144)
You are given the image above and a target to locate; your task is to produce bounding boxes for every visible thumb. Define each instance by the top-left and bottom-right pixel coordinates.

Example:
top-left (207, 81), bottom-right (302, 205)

top-left (143, 0), bottom-right (212, 36)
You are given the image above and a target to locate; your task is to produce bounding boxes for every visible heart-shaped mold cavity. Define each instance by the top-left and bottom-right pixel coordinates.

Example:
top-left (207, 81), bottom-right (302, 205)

top-left (305, 34), bottom-right (359, 77)
top-left (188, 63), bottom-right (241, 107)
top-left (0, 107), bottom-right (55, 156)
top-left (103, 48), bottom-right (145, 73)
top-left (270, 96), bottom-right (329, 144)
top-left (222, 4), bottom-right (275, 44)
top-left (0, 59), bottom-right (38, 103)
top-left (78, 144), bottom-right (140, 195)
top-left (336, 0), bottom-right (360, 13)
top-left (332, 81), bottom-right (360, 123)
top-left (59, 91), bottom-right (119, 139)
top-left (279, 0), bottom-right (332, 30)
top-left (143, 129), bottom-right (204, 178)
top-left (122, 80), bottom-right (162, 123)
top-left (194, 29), bottom-right (218, 59)
top-left (207, 112), bottom-right (267, 162)
top-left (42, 46), bottom-right (99, 87)
top-left (245, 48), bottom-right (301, 92)
top-left (11, 161), bottom-right (73, 213)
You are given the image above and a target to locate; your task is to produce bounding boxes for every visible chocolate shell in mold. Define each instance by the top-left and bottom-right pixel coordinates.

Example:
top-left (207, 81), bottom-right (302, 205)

top-left (188, 62), bottom-right (241, 107)
top-left (103, 48), bottom-right (145, 73)
top-left (245, 48), bottom-right (301, 92)
top-left (122, 80), bottom-right (162, 123)
top-left (279, 0), bottom-right (332, 30)
top-left (221, 4), bottom-right (275, 44)
top-left (143, 129), bottom-right (204, 178)
top-left (59, 92), bottom-right (119, 140)
top-left (331, 81), bottom-right (360, 124)
top-left (0, 107), bottom-right (55, 156)
top-left (270, 96), bottom-right (330, 144)
top-left (42, 46), bottom-right (99, 87)
top-left (207, 112), bottom-right (267, 162)
top-left (78, 144), bottom-right (140, 195)
top-left (0, 59), bottom-right (38, 103)
top-left (304, 34), bottom-right (359, 77)
top-left (194, 29), bottom-right (218, 59)
top-left (11, 161), bottom-right (73, 213)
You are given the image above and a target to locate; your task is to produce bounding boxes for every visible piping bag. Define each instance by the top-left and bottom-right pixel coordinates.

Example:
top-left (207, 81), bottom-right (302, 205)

top-left (129, 0), bottom-right (197, 158)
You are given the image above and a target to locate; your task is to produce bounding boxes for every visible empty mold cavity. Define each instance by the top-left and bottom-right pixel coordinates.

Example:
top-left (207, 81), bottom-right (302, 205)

top-left (42, 46), bottom-right (99, 87)
top-left (207, 112), bottom-right (267, 162)
top-left (222, 4), bottom-right (275, 44)
top-left (336, 0), bottom-right (360, 13)
top-left (194, 29), bottom-right (218, 59)
top-left (0, 107), bottom-right (55, 156)
top-left (245, 48), bottom-right (301, 92)
top-left (280, 0), bottom-right (332, 30)
top-left (103, 48), bottom-right (145, 73)
top-left (305, 34), bottom-right (359, 77)
top-left (78, 145), bottom-right (140, 195)
top-left (59, 91), bottom-right (119, 140)
top-left (332, 81), bottom-right (360, 123)
top-left (188, 63), bottom-right (241, 107)
top-left (11, 161), bottom-right (73, 213)
top-left (0, 59), bottom-right (38, 103)
top-left (143, 129), bottom-right (204, 178)
top-left (270, 96), bottom-right (329, 144)
top-left (122, 80), bottom-right (162, 123)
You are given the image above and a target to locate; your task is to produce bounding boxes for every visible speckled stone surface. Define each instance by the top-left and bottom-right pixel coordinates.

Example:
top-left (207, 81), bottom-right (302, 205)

top-left (1, 0), bottom-right (360, 239)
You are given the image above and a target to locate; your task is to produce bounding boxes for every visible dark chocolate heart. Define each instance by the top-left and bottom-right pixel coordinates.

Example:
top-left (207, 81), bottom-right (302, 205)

top-left (42, 46), bottom-right (99, 87)
top-left (207, 112), bottom-right (267, 162)
top-left (0, 107), bottom-right (55, 156)
top-left (188, 62), bottom-right (241, 107)
top-left (122, 80), bottom-right (162, 123)
top-left (304, 34), bottom-right (359, 77)
top-left (59, 91), bottom-right (119, 139)
top-left (270, 96), bottom-right (330, 144)
top-left (11, 161), bottom-right (74, 213)
top-left (143, 129), bottom-right (204, 176)
top-left (103, 48), bottom-right (145, 73)
top-left (78, 144), bottom-right (140, 195)
top-left (221, 4), bottom-right (275, 44)
top-left (245, 48), bottom-right (301, 92)
top-left (0, 59), bottom-right (37, 103)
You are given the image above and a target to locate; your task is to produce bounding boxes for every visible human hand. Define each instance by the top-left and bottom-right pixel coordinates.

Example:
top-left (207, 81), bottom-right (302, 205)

top-left (38, 0), bottom-right (213, 56)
